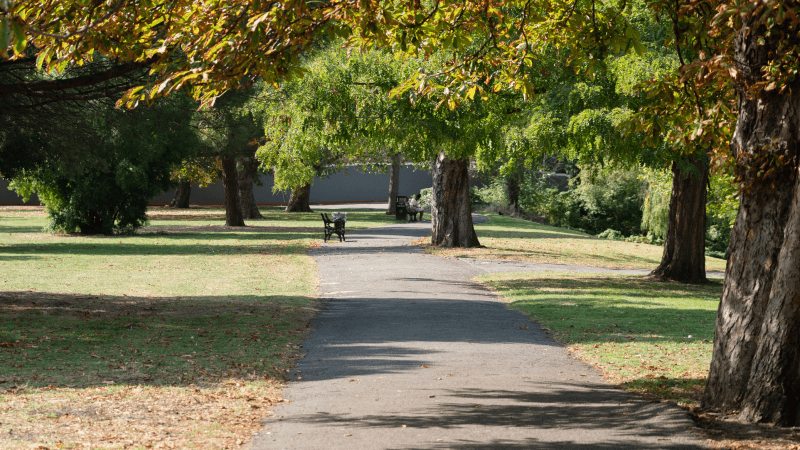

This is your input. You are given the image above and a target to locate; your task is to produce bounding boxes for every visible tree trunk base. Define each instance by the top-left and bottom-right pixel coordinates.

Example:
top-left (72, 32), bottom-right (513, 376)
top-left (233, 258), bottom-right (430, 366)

top-left (650, 157), bottom-right (708, 283)
top-left (237, 148), bottom-right (264, 219)
top-left (703, 14), bottom-right (800, 426)
top-left (285, 184), bottom-right (313, 213)
top-left (221, 156), bottom-right (245, 227)
top-left (169, 181), bottom-right (191, 209)
top-left (386, 152), bottom-right (401, 216)
top-left (430, 151), bottom-right (480, 248)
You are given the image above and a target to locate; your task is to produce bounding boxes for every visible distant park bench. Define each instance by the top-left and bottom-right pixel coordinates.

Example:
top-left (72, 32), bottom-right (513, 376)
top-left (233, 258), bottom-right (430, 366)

top-left (321, 213), bottom-right (346, 242)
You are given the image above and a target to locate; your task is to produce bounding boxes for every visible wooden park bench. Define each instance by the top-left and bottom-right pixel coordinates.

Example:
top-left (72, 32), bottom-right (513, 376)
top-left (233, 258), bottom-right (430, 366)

top-left (321, 213), bottom-right (346, 242)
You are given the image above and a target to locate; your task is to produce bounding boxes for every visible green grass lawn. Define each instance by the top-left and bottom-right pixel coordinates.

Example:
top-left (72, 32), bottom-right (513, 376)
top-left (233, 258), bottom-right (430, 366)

top-left (480, 271), bottom-right (722, 407)
top-left (0, 205), bottom-right (395, 449)
top-left (425, 214), bottom-right (728, 271)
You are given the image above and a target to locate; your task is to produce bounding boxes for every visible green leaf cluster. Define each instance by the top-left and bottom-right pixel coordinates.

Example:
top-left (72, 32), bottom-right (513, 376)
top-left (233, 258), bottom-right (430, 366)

top-left (7, 94), bottom-right (199, 234)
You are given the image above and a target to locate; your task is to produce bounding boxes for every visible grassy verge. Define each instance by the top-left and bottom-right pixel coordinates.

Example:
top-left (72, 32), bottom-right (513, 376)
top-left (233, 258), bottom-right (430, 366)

top-left (479, 271), bottom-right (722, 408)
top-left (0, 205), bottom-right (393, 449)
top-left (423, 214), bottom-right (727, 271)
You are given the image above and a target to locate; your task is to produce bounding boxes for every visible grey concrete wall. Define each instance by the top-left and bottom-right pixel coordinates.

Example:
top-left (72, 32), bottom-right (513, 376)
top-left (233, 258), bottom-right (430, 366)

top-left (0, 179), bottom-right (39, 204)
top-left (2, 165), bottom-right (433, 205)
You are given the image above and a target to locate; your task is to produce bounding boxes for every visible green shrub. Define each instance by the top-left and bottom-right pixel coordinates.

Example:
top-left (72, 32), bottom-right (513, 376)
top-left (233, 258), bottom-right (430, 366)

top-left (640, 167), bottom-right (671, 240)
top-left (418, 185), bottom-right (486, 211)
top-left (473, 178), bottom-right (508, 209)
top-left (514, 172), bottom-right (581, 228)
top-left (469, 185), bottom-right (486, 209)
top-left (7, 97), bottom-right (196, 234)
top-left (706, 170), bottom-right (738, 258)
top-left (573, 166), bottom-right (646, 236)
top-left (12, 153), bottom-right (181, 234)
top-left (597, 228), bottom-right (625, 241)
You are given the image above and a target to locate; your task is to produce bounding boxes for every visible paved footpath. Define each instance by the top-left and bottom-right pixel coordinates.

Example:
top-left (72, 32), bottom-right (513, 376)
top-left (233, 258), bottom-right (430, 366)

top-left (251, 218), bottom-right (708, 449)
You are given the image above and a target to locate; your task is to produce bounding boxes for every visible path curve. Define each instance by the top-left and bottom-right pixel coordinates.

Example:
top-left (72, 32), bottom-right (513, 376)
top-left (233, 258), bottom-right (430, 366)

top-left (251, 218), bottom-right (707, 449)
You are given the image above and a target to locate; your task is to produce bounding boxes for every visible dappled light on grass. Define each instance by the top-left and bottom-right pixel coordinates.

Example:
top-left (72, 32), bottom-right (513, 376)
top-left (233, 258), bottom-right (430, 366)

top-left (480, 272), bottom-right (722, 407)
top-left (0, 291), bottom-right (314, 388)
top-left (424, 214), bottom-right (728, 271)
top-left (0, 290), bottom-right (315, 449)
top-left (0, 206), bottom-right (338, 449)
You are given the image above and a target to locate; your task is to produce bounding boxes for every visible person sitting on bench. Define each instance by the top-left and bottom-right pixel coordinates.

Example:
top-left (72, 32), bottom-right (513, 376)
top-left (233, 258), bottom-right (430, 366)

top-left (408, 193), bottom-right (424, 221)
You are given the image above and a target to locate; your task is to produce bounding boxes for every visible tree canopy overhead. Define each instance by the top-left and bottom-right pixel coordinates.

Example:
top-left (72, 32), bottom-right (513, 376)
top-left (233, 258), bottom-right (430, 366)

top-left (1, 0), bottom-right (645, 108)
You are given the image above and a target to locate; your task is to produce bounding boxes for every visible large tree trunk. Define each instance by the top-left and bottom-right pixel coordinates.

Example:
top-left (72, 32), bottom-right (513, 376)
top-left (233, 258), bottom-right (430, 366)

top-left (221, 156), bottom-right (245, 226)
top-left (703, 17), bottom-right (800, 426)
top-left (431, 151), bottom-right (480, 248)
top-left (285, 184), bottom-right (312, 212)
top-left (237, 148), bottom-right (264, 219)
top-left (169, 180), bottom-right (191, 208)
top-left (650, 157), bottom-right (708, 283)
top-left (386, 152), bottom-right (400, 215)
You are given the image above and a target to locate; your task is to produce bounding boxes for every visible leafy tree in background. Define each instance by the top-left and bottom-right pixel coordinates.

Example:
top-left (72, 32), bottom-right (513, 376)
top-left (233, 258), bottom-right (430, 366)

top-left (193, 89), bottom-right (264, 225)
top-left (573, 165), bottom-right (646, 236)
top-left (479, 14), bottom-right (662, 235)
top-left (704, 168), bottom-right (737, 259)
top-left (9, 94), bottom-right (197, 233)
top-left (639, 167), bottom-right (671, 243)
top-left (624, 0), bottom-right (735, 283)
top-left (168, 157), bottom-right (222, 208)
top-left (253, 43), bottom-right (525, 246)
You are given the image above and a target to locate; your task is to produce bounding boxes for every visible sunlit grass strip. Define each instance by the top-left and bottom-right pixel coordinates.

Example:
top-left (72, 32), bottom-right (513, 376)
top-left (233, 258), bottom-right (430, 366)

top-left (146, 206), bottom-right (398, 231)
top-left (480, 271), bottom-right (722, 407)
top-left (424, 214), bottom-right (728, 271)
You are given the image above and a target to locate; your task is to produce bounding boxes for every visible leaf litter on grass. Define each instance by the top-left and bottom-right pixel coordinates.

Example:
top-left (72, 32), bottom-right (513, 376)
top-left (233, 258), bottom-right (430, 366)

top-left (480, 272), bottom-right (720, 407)
top-left (422, 214), bottom-right (727, 271)
top-left (481, 271), bottom-right (800, 449)
top-left (0, 290), bottom-right (317, 449)
top-left (0, 206), bottom-right (365, 449)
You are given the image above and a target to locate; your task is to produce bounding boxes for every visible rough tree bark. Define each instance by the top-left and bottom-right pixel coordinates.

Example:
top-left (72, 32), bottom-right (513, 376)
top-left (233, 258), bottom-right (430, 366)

top-left (650, 156), bottom-right (709, 283)
top-left (285, 183), bottom-right (313, 212)
top-left (386, 152), bottom-right (400, 215)
top-left (169, 180), bottom-right (191, 209)
top-left (221, 156), bottom-right (245, 226)
top-left (431, 150), bottom-right (480, 248)
top-left (703, 17), bottom-right (800, 426)
top-left (237, 148), bottom-right (264, 219)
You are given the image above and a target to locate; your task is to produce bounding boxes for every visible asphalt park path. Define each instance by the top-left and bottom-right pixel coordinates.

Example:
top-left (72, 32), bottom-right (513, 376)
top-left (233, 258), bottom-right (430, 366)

top-left (251, 216), bottom-right (707, 449)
